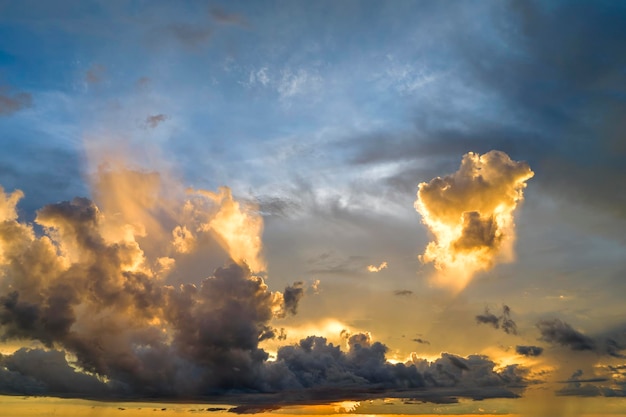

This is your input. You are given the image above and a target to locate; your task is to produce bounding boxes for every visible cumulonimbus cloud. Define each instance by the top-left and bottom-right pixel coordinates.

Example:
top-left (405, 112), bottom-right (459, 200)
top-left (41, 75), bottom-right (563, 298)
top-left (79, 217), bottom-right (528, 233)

top-left (0, 166), bottom-right (531, 404)
top-left (415, 150), bottom-right (534, 290)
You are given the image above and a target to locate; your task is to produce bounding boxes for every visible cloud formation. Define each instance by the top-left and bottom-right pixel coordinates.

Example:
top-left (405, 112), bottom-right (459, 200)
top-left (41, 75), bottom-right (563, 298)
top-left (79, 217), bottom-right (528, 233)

top-left (367, 261), bottom-right (388, 273)
top-left (476, 304), bottom-right (518, 335)
top-left (415, 150), bottom-right (534, 290)
top-left (515, 345), bottom-right (543, 357)
top-left (0, 173), bottom-right (298, 397)
top-left (0, 174), bottom-right (530, 404)
top-left (537, 319), bottom-right (626, 358)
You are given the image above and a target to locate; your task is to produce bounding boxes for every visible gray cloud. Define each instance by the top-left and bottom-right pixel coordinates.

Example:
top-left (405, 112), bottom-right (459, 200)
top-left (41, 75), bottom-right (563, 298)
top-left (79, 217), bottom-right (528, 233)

top-left (476, 308), bottom-right (500, 330)
top-left (476, 305), bottom-right (517, 335)
top-left (537, 319), bottom-right (595, 352)
top-left (282, 281), bottom-right (304, 316)
top-left (515, 345), bottom-right (543, 357)
top-left (394, 290), bottom-right (413, 296)
top-left (1, 348), bottom-right (116, 396)
top-left (537, 319), bottom-right (626, 359)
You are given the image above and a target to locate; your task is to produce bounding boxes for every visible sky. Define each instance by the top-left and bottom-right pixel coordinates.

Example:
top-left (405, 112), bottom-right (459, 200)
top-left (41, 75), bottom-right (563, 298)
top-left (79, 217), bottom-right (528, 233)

top-left (0, 0), bottom-right (626, 415)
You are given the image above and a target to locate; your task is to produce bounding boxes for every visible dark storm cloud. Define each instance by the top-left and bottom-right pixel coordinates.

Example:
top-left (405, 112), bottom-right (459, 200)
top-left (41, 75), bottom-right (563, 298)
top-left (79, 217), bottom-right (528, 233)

top-left (0, 89), bottom-right (32, 115)
top-left (537, 319), bottom-right (596, 352)
top-left (515, 345), bottom-right (543, 357)
top-left (1, 348), bottom-right (116, 396)
top-left (476, 305), bottom-right (517, 335)
top-left (537, 319), bottom-right (626, 358)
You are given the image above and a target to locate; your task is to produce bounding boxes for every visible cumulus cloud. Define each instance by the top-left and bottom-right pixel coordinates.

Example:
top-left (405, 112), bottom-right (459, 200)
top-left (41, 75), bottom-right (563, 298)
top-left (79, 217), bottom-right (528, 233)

top-left (0, 173), bottom-right (297, 397)
top-left (367, 261), bottom-right (388, 272)
top-left (415, 150), bottom-right (533, 290)
top-left (476, 305), bottom-right (518, 335)
top-left (0, 171), bottom-right (529, 404)
top-left (261, 334), bottom-right (527, 403)
top-left (0, 89), bottom-right (32, 116)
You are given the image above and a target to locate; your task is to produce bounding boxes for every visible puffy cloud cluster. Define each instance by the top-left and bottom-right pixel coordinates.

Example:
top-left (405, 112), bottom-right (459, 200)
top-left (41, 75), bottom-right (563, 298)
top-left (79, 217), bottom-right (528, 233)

top-left (0, 172), bottom-right (531, 404)
top-left (259, 333), bottom-right (527, 403)
top-left (415, 150), bottom-right (533, 290)
top-left (0, 175), bottom-right (301, 398)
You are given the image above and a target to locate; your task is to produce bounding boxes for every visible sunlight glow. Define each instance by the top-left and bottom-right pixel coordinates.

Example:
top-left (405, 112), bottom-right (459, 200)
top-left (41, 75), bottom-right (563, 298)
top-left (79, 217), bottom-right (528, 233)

top-left (415, 151), bottom-right (533, 291)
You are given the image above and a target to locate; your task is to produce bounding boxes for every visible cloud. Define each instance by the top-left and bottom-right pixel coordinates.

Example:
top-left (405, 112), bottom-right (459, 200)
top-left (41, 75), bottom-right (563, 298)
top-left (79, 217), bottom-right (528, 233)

top-left (192, 186), bottom-right (266, 273)
top-left (0, 174), bottom-right (289, 397)
top-left (415, 150), bottom-right (534, 290)
top-left (0, 348), bottom-right (116, 396)
top-left (536, 319), bottom-right (595, 352)
top-left (145, 114), bottom-right (168, 128)
top-left (0, 89), bottom-right (32, 116)
top-left (475, 308), bottom-right (500, 329)
top-left (515, 345), bottom-right (543, 357)
top-left (394, 290), bottom-right (413, 296)
top-left (536, 319), bottom-right (626, 358)
top-left (282, 282), bottom-right (305, 316)
top-left (367, 261), bottom-right (388, 273)
top-left (475, 304), bottom-right (518, 335)
top-left (0, 170), bottom-right (530, 404)
top-left (413, 338), bottom-right (430, 345)
top-left (262, 334), bottom-right (528, 403)
top-left (278, 69), bottom-right (321, 99)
